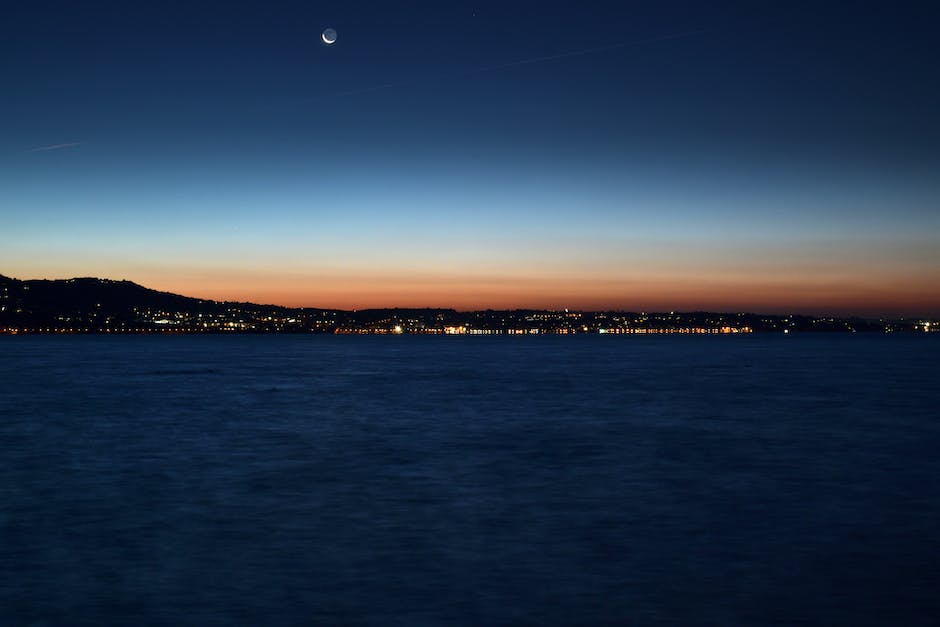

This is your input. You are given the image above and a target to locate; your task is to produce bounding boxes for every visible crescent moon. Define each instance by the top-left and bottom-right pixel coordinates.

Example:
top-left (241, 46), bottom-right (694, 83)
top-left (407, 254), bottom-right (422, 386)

top-left (321, 29), bottom-right (337, 45)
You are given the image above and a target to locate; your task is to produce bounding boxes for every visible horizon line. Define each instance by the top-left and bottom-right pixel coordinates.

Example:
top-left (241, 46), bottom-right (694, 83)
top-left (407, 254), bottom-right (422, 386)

top-left (2, 273), bottom-right (937, 321)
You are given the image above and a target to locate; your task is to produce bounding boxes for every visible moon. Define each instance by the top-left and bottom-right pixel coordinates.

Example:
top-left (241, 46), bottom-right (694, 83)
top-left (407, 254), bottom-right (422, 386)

top-left (321, 28), bottom-right (337, 45)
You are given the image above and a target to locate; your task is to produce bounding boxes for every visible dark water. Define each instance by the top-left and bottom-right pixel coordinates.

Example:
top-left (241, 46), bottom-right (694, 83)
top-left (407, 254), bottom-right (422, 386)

top-left (1, 335), bottom-right (939, 625)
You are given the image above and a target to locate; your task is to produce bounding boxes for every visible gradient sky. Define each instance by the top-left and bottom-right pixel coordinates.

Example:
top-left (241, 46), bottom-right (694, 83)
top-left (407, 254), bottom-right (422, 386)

top-left (2, 1), bottom-right (939, 315)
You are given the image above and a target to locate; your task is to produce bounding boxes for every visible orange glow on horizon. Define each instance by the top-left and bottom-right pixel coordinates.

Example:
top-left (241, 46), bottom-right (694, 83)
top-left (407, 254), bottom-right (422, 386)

top-left (6, 256), bottom-right (938, 317)
top-left (137, 270), bottom-right (940, 317)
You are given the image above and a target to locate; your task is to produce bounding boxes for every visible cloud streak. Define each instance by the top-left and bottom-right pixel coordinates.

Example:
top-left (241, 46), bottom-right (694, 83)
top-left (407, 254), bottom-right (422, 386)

top-left (313, 29), bottom-right (709, 101)
top-left (462, 29), bottom-right (709, 75)
top-left (28, 142), bottom-right (84, 153)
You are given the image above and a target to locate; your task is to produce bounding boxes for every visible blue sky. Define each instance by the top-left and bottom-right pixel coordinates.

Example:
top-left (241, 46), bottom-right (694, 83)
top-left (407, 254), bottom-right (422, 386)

top-left (2, 1), bottom-right (939, 314)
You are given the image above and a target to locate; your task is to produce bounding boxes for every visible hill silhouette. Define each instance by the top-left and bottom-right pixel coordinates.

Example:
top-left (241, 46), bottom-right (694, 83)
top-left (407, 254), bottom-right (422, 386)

top-left (0, 275), bottom-right (307, 330)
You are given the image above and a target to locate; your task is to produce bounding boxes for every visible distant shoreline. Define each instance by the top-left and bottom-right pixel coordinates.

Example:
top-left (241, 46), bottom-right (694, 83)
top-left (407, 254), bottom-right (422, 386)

top-left (2, 275), bottom-right (937, 335)
top-left (2, 327), bottom-right (937, 336)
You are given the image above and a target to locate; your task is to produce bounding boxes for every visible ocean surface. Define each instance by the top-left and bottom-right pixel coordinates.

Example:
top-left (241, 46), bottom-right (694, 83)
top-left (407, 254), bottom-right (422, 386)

top-left (1, 334), bottom-right (938, 625)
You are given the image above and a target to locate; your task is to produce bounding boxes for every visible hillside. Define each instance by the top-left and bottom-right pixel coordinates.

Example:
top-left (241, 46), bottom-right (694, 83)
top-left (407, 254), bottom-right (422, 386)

top-left (0, 275), bottom-right (298, 330)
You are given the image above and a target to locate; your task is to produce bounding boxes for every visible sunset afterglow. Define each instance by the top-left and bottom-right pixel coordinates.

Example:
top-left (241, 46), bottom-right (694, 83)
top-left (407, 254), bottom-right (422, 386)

top-left (3, 2), bottom-right (938, 316)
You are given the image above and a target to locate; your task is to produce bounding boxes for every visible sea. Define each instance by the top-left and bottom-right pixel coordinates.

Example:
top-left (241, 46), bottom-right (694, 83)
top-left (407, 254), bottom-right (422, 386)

top-left (1, 334), bottom-right (938, 625)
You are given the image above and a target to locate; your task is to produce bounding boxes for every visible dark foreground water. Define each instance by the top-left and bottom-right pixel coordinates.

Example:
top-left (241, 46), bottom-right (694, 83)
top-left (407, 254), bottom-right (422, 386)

top-left (1, 335), bottom-right (939, 625)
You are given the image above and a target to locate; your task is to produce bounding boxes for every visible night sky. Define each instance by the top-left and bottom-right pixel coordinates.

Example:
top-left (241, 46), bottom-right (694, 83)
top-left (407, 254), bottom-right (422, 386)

top-left (3, 1), bottom-right (939, 315)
